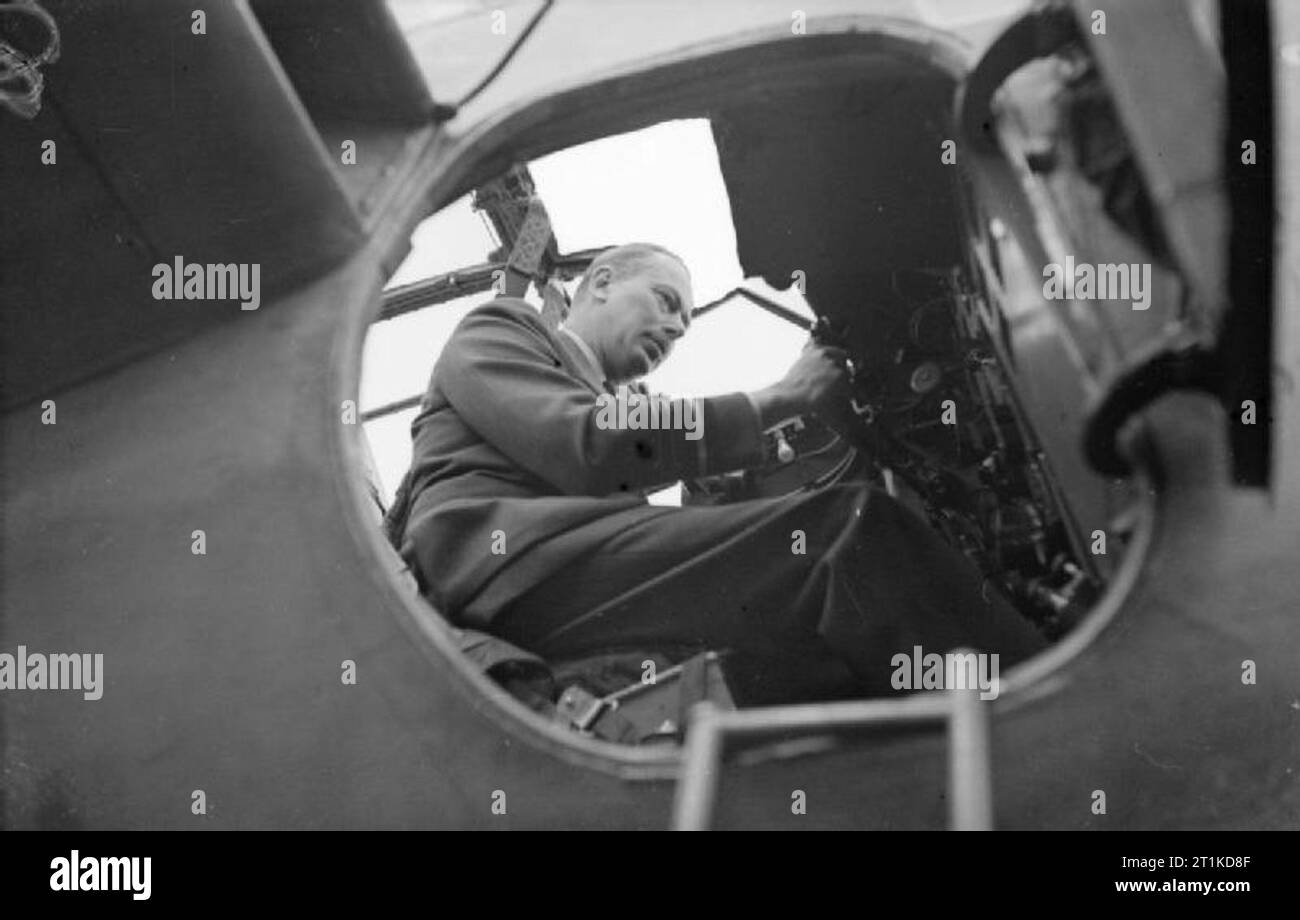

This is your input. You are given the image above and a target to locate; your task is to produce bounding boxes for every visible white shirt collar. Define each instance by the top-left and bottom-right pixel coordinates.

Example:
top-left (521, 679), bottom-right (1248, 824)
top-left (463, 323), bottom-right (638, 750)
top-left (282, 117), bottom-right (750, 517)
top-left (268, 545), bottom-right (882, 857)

top-left (558, 325), bottom-right (604, 383)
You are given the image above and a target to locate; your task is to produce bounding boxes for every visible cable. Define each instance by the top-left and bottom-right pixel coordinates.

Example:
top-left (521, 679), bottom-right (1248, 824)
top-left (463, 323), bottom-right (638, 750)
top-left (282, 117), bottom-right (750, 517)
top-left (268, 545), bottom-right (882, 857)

top-left (803, 448), bottom-right (859, 492)
top-left (452, 0), bottom-right (554, 112)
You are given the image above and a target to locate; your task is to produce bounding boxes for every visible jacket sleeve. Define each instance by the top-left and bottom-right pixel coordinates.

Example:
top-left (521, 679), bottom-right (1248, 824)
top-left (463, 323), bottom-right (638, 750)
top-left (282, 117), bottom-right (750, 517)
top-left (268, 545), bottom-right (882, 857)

top-left (434, 301), bottom-right (765, 496)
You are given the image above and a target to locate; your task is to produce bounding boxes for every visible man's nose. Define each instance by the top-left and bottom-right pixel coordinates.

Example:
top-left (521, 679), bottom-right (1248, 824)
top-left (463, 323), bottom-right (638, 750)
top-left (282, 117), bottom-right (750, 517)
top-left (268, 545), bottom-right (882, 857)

top-left (665, 316), bottom-right (686, 339)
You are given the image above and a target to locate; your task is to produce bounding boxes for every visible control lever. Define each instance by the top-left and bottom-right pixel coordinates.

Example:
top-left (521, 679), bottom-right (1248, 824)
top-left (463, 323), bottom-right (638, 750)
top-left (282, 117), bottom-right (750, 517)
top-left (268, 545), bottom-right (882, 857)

top-left (810, 316), bottom-right (875, 421)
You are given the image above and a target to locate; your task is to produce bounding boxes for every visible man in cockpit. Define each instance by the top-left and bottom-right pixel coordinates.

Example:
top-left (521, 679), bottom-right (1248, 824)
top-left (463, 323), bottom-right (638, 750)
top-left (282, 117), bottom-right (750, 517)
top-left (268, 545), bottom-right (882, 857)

top-left (385, 242), bottom-right (1044, 706)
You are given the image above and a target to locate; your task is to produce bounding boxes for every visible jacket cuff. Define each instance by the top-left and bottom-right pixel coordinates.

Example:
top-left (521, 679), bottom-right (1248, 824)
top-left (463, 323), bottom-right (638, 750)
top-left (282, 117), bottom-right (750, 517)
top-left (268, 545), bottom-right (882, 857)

top-left (701, 391), bottom-right (765, 475)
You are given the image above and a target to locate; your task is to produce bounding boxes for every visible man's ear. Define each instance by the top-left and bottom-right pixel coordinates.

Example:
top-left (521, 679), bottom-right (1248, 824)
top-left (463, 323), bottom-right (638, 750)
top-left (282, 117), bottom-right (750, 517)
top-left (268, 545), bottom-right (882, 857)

top-left (589, 265), bottom-right (614, 302)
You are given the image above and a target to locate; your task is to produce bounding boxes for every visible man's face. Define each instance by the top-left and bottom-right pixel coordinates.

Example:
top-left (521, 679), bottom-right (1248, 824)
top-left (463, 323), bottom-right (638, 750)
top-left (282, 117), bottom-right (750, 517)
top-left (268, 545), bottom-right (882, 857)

top-left (589, 253), bottom-right (693, 383)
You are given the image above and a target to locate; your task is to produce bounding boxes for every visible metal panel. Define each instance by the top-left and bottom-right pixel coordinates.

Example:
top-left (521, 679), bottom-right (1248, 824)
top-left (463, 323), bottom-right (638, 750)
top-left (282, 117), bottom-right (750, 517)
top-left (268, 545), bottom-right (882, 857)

top-left (1, 0), bottom-right (363, 409)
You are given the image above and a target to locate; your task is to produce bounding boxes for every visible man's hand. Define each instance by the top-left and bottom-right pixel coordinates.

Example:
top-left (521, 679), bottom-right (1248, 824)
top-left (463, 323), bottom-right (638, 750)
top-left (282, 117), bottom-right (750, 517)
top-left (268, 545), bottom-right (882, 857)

top-left (749, 340), bottom-right (850, 429)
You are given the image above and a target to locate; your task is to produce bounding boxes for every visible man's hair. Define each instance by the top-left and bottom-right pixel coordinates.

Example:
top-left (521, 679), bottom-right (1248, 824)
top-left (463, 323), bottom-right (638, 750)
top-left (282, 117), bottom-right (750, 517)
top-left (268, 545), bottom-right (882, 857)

top-left (573, 242), bottom-right (689, 301)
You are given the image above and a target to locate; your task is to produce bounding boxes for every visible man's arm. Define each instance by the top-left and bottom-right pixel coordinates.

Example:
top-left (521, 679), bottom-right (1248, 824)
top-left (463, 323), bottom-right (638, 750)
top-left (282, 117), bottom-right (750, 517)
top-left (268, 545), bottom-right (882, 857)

top-left (435, 301), bottom-right (765, 496)
top-left (682, 338), bottom-right (854, 504)
top-left (747, 340), bottom-right (851, 429)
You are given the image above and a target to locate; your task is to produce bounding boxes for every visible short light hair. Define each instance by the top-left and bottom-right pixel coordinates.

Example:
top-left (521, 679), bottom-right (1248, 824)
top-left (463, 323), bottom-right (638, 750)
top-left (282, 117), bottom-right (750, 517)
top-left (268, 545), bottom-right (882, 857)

top-left (574, 242), bottom-right (689, 300)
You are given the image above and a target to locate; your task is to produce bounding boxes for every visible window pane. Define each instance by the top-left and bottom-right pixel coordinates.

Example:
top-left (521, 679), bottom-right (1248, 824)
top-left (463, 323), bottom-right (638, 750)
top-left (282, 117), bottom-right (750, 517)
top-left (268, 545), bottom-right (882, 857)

top-left (530, 118), bottom-right (742, 306)
top-left (385, 194), bottom-right (499, 290)
top-left (362, 291), bottom-right (494, 410)
top-left (645, 279), bottom-right (814, 397)
top-left (363, 407), bottom-right (420, 506)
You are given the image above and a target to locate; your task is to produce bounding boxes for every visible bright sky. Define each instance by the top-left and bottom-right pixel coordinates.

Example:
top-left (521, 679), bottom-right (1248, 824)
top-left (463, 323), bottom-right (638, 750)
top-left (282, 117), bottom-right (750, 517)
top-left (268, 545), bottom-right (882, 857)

top-left (361, 119), bottom-right (814, 504)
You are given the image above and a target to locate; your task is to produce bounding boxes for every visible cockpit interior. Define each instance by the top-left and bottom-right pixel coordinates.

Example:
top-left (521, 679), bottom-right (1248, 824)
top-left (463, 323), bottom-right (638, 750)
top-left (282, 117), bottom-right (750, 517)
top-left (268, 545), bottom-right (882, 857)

top-left (361, 40), bottom-right (1151, 746)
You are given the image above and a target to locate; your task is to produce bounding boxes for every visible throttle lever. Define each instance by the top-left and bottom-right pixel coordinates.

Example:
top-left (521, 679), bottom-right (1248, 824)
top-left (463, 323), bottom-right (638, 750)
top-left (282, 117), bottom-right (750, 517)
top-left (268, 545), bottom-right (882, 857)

top-left (811, 315), bottom-right (876, 421)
